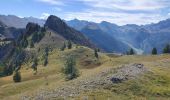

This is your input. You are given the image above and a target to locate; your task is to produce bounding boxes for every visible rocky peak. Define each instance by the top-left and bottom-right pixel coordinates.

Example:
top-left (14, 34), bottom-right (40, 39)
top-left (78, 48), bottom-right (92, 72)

top-left (26, 22), bottom-right (40, 36)
top-left (45, 15), bottom-right (94, 48)
top-left (45, 15), bottom-right (67, 34)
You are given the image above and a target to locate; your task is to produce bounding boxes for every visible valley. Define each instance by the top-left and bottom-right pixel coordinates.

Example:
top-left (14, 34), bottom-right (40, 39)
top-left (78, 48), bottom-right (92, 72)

top-left (0, 12), bottom-right (170, 100)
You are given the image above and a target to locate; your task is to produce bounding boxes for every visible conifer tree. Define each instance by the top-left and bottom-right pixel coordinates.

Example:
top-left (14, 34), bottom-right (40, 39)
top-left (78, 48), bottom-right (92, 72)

top-left (64, 56), bottom-right (78, 80)
top-left (152, 47), bottom-right (157, 55)
top-left (32, 58), bottom-right (38, 72)
top-left (163, 44), bottom-right (170, 53)
top-left (129, 48), bottom-right (135, 55)
top-left (13, 71), bottom-right (21, 82)
top-left (44, 47), bottom-right (49, 66)
top-left (67, 40), bottom-right (72, 49)
top-left (94, 49), bottom-right (99, 58)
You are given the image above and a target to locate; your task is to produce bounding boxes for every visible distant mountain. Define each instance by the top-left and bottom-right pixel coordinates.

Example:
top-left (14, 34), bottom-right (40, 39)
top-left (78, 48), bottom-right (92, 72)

top-left (45, 15), bottom-right (94, 48)
top-left (1, 14), bottom-right (170, 54)
top-left (0, 20), bottom-right (23, 40)
top-left (81, 23), bottom-right (130, 53)
top-left (67, 19), bottom-right (170, 54)
top-left (0, 15), bottom-right (45, 28)
top-left (0, 20), bottom-right (7, 27)
top-left (0, 21), bottom-right (18, 61)
top-left (66, 19), bottom-right (90, 31)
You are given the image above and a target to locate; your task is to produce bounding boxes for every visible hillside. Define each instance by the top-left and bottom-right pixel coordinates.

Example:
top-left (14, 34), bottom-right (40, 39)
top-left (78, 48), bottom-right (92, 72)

top-left (81, 23), bottom-right (130, 53)
top-left (0, 46), bottom-right (170, 100)
top-left (45, 15), bottom-right (94, 48)
top-left (67, 19), bottom-right (170, 54)
top-left (1, 14), bottom-right (170, 54)
top-left (0, 14), bottom-right (170, 100)
top-left (1, 0), bottom-right (170, 99)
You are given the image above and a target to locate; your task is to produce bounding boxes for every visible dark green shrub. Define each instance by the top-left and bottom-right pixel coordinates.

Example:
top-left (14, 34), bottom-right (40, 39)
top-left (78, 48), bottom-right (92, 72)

top-left (152, 48), bottom-right (157, 55)
top-left (94, 49), bottom-right (98, 58)
top-left (63, 56), bottom-right (79, 80)
top-left (13, 71), bottom-right (21, 82)
top-left (67, 40), bottom-right (72, 49)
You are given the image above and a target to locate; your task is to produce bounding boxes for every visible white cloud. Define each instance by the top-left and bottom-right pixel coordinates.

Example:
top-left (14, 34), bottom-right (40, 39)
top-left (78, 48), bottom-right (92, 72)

top-left (61, 0), bottom-right (170, 25)
top-left (18, 15), bottom-right (24, 18)
top-left (54, 7), bottom-right (62, 11)
top-left (37, 0), bottom-right (64, 5)
top-left (64, 9), bottom-right (167, 25)
top-left (168, 13), bottom-right (170, 16)
top-left (37, 0), bottom-right (170, 25)
top-left (80, 0), bottom-right (169, 11)
top-left (40, 13), bottom-right (50, 19)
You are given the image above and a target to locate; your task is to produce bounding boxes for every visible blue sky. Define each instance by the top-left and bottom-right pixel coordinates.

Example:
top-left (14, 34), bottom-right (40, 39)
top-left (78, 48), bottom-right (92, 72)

top-left (1, 0), bottom-right (170, 25)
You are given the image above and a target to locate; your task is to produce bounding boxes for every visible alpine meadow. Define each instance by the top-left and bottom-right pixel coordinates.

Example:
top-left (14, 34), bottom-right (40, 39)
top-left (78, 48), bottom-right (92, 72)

top-left (0, 0), bottom-right (170, 100)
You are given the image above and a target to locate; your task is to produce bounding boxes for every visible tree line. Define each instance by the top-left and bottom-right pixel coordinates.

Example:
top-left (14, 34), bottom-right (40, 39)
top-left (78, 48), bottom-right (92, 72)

top-left (126, 44), bottom-right (170, 55)
top-left (151, 44), bottom-right (170, 55)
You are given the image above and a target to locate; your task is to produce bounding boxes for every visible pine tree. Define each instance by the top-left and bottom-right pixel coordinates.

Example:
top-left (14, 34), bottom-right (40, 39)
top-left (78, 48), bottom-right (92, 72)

top-left (43, 47), bottom-right (49, 66)
top-left (94, 49), bottom-right (98, 58)
top-left (152, 47), bottom-right (157, 55)
top-left (13, 71), bottom-right (21, 82)
top-left (32, 58), bottom-right (38, 72)
top-left (163, 44), bottom-right (170, 53)
top-left (44, 57), bottom-right (48, 66)
top-left (64, 56), bottom-right (78, 80)
top-left (67, 40), bottom-right (72, 49)
top-left (129, 48), bottom-right (135, 55)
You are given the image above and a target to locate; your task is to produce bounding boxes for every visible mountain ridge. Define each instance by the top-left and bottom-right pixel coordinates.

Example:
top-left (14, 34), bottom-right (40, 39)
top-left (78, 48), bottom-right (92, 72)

top-left (1, 14), bottom-right (170, 54)
top-left (67, 18), bottom-right (170, 54)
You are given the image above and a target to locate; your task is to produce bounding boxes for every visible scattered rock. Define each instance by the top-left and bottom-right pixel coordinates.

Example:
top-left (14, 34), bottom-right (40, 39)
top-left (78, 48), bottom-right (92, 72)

top-left (110, 63), bottom-right (147, 83)
top-left (22, 63), bottom-right (148, 100)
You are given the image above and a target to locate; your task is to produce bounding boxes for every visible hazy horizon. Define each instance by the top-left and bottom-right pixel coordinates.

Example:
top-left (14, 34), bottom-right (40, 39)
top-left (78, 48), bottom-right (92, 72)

top-left (1, 0), bottom-right (170, 25)
top-left (1, 14), bottom-right (169, 26)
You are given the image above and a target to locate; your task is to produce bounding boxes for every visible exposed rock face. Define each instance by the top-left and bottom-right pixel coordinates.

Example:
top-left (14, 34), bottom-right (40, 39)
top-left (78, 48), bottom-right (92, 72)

top-left (45, 15), bottom-right (94, 48)
top-left (22, 63), bottom-right (148, 100)
top-left (26, 22), bottom-right (41, 36)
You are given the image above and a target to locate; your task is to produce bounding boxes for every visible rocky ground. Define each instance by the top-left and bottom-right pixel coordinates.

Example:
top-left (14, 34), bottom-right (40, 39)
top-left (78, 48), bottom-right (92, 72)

top-left (21, 63), bottom-right (148, 100)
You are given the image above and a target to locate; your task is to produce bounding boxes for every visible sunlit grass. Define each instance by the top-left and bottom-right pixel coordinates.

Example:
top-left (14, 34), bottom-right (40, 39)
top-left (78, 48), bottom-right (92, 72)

top-left (1, 47), bottom-right (170, 99)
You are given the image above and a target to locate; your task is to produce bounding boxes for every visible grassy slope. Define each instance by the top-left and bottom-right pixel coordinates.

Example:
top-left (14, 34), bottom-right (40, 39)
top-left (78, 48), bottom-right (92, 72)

top-left (0, 46), bottom-right (170, 100)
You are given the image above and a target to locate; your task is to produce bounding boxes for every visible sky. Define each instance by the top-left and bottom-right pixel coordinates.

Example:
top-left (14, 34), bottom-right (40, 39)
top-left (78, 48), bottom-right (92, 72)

top-left (1, 0), bottom-right (170, 25)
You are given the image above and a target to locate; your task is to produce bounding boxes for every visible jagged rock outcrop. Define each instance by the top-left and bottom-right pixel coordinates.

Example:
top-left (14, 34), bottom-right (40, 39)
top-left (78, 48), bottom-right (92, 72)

top-left (26, 22), bottom-right (41, 36)
top-left (45, 15), bottom-right (94, 48)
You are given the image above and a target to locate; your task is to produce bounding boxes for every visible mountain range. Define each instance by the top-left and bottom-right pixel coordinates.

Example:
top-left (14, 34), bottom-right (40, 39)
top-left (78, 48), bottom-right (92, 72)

top-left (0, 14), bottom-right (170, 54)
top-left (67, 19), bottom-right (170, 54)
top-left (0, 15), bottom-right (94, 62)
top-left (0, 15), bottom-right (45, 28)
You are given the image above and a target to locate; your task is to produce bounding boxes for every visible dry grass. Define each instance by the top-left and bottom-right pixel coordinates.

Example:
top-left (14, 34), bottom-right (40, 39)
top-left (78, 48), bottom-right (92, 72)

top-left (0, 47), bottom-right (170, 100)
